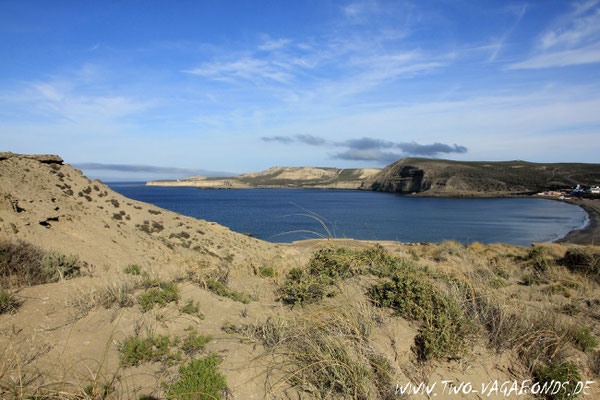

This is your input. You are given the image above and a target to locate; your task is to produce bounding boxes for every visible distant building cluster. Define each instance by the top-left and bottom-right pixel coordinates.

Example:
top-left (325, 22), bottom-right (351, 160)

top-left (537, 184), bottom-right (600, 199)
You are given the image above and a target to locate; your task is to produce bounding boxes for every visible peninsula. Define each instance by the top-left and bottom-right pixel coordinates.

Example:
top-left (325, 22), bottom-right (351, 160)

top-left (148, 158), bottom-right (600, 197)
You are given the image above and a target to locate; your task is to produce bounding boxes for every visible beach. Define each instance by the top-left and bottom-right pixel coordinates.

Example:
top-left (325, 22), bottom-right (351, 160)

top-left (558, 199), bottom-right (600, 245)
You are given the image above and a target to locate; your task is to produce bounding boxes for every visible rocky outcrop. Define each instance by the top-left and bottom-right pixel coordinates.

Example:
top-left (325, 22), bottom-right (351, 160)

top-left (0, 151), bottom-right (63, 164)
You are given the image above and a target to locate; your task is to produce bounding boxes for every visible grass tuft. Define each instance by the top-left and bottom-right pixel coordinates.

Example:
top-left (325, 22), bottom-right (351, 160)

top-left (533, 361), bottom-right (582, 400)
top-left (138, 280), bottom-right (179, 312)
top-left (0, 289), bottom-right (20, 314)
top-left (205, 279), bottom-right (250, 304)
top-left (166, 355), bottom-right (227, 400)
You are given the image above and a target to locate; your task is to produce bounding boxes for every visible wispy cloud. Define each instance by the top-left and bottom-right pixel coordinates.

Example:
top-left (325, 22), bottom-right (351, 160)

top-left (487, 3), bottom-right (528, 62)
top-left (295, 134), bottom-right (326, 146)
top-left (262, 134), bottom-right (467, 163)
top-left (261, 135), bottom-right (295, 144)
top-left (183, 57), bottom-right (294, 83)
top-left (258, 37), bottom-right (291, 51)
top-left (73, 163), bottom-right (234, 177)
top-left (261, 134), bottom-right (326, 145)
top-left (508, 44), bottom-right (600, 69)
top-left (332, 149), bottom-right (401, 163)
top-left (509, 1), bottom-right (600, 69)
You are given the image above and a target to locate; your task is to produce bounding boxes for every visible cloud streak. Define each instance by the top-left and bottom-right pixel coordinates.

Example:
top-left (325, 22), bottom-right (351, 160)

top-left (261, 134), bottom-right (468, 163)
top-left (509, 1), bottom-right (600, 69)
top-left (73, 163), bottom-right (234, 177)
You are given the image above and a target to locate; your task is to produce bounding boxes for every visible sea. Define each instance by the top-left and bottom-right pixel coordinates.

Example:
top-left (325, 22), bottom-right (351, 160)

top-left (108, 183), bottom-right (590, 246)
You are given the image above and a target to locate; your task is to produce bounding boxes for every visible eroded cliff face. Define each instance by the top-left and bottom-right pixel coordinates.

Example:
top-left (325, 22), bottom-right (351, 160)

top-left (368, 165), bottom-right (428, 193)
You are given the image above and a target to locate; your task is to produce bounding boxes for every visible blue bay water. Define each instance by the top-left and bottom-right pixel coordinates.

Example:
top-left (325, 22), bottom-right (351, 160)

top-left (108, 184), bottom-right (589, 246)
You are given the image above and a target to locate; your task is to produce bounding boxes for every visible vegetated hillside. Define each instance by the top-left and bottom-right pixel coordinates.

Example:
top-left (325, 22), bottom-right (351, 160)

top-left (2, 152), bottom-right (600, 399)
top-left (365, 158), bottom-right (600, 196)
top-left (147, 166), bottom-right (381, 189)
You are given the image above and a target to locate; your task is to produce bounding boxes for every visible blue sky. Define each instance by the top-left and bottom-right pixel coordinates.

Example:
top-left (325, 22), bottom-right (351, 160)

top-left (1, 0), bottom-right (599, 180)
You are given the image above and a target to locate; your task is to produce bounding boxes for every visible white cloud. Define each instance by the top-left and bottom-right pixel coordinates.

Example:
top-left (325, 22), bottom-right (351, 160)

top-left (508, 44), bottom-right (600, 69)
top-left (510, 1), bottom-right (600, 69)
top-left (258, 37), bottom-right (291, 51)
top-left (184, 57), bottom-right (294, 83)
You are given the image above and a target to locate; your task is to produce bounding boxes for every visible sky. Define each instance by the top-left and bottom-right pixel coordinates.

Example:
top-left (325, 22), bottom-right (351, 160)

top-left (1, 0), bottom-right (600, 181)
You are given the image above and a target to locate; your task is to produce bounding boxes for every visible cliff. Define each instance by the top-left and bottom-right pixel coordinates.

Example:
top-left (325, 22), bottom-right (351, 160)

top-left (365, 158), bottom-right (600, 196)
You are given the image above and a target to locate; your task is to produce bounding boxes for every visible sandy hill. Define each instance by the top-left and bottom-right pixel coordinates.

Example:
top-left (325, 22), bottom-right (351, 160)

top-left (147, 166), bottom-right (381, 189)
top-left (2, 152), bottom-right (600, 399)
top-left (365, 158), bottom-right (600, 196)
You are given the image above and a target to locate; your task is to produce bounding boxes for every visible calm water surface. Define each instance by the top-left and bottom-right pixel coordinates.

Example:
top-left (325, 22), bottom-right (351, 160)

top-left (108, 184), bottom-right (589, 246)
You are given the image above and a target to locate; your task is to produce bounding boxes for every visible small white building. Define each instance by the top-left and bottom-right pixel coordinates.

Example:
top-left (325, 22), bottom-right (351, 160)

top-left (590, 186), bottom-right (600, 194)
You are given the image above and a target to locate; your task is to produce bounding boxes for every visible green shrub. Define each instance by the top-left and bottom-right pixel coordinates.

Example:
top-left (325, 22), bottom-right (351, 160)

top-left (528, 246), bottom-right (555, 273)
top-left (534, 361), bottom-right (582, 400)
top-left (181, 331), bottom-right (212, 356)
top-left (0, 289), bottom-right (20, 314)
top-left (40, 251), bottom-right (82, 281)
top-left (495, 268), bottom-right (510, 279)
top-left (166, 355), bottom-right (227, 400)
top-left (119, 336), bottom-right (154, 366)
top-left (258, 266), bottom-right (275, 277)
top-left (0, 240), bottom-right (81, 287)
top-left (569, 326), bottom-right (599, 352)
top-left (124, 264), bottom-right (141, 275)
top-left (545, 284), bottom-right (571, 298)
top-left (522, 274), bottom-right (545, 286)
top-left (206, 280), bottom-right (249, 304)
top-left (119, 334), bottom-right (180, 367)
top-left (369, 272), bottom-right (475, 361)
top-left (561, 304), bottom-right (581, 315)
top-left (278, 268), bottom-right (326, 306)
top-left (489, 277), bottom-right (508, 289)
top-left (179, 299), bottom-right (203, 318)
top-left (138, 281), bottom-right (179, 312)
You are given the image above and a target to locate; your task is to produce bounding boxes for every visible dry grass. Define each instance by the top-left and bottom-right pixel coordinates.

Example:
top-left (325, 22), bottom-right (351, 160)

top-left (240, 300), bottom-right (398, 399)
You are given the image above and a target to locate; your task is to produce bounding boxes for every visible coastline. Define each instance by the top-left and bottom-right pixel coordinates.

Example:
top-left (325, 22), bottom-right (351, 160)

top-left (557, 199), bottom-right (600, 245)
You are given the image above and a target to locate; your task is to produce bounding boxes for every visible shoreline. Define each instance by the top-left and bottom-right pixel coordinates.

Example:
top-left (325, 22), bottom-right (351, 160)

top-left (557, 199), bottom-right (600, 245)
top-left (136, 183), bottom-right (600, 246)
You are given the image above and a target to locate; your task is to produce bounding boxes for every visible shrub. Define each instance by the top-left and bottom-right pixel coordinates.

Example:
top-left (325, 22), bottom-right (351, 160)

top-left (40, 252), bottom-right (82, 281)
top-left (278, 268), bottom-right (326, 306)
top-left (258, 266), bottom-right (275, 277)
top-left (0, 240), bottom-right (47, 287)
top-left (534, 361), bottom-right (582, 400)
top-left (0, 240), bottom-right (80, 287)
top-left (489, 277), bottom-right (508, 289)
top-left (569, 326), bottom-right (599, 352)
top-left (124, 264), bottom-right (141, 275)
top-left (528, 246), bottom-right (555, 273)
top-left (169, 231), bottom-right (190, 239)
top-left (561, 248), bottom-right (600, 275)
top-left (522, 274), bottom-right (545, 286)
top-left (179, 299), bottom-right (203, 318)
top-left (0, 289), bottom-right (20, 314)
top-left (181, 331), bottom-right (212, 356)
top-left (369, 272), bottom-right (475, 361)
top-left (206, 279), bottom-right (250, 304)
top-left (136, 220), bottom-right (164, 234)
top-left (138, 281), bottom-right (179, 312)
top-left (119, 336), bottom-right (153, 367)
top-left (166, 355), bottom-right (227, 400)
top-left (119, 334), bottom-right (180, 367)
